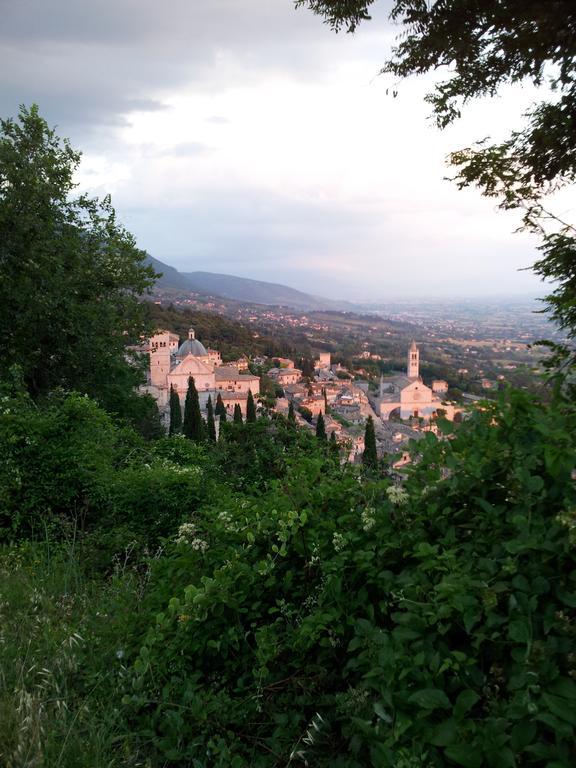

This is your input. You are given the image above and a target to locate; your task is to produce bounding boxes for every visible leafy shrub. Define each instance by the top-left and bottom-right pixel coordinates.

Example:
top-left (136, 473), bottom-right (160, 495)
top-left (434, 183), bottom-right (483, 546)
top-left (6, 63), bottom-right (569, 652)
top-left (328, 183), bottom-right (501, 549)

top-left (123, 388), bottom-right (576, 766)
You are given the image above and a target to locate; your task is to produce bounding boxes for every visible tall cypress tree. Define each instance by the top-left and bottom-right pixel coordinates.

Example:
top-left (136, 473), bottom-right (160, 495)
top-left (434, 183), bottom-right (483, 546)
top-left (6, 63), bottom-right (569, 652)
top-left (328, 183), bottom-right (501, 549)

top-left (206, 395), bottom-right (216, 442)
top-left (233, 403), bottom-right (243, 425)
top-left (215, 392), bottom-right (226, 422)
top-left (169, 384), bottom-right (182, 436)
top-left (183, 376), bottom-right (204, 442)
top-left (362, 415), bottom-right (378, 470)
top-left (246, 390), bottom-right (257, 423)
top-left (315, 411), bottom-right (327, 441)
top-left (288, 400), bottom-right (296, 425)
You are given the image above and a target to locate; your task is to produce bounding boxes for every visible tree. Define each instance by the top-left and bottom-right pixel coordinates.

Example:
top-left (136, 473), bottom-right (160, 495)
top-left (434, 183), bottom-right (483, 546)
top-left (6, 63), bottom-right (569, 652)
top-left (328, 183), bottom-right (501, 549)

top-left (233, 403), bottom-right (243, 425)
top-left (297, 2), bottom-right (576, 338)
top-left (215, 393), bottom-right (227, 422)
top-left (0, 105), bottom-right (157, 405)
top-left (183, 377), bottom-right (204, 441)
top-left (169, 385), bottom-right (182, 436)
top-left (206, 395), bottom-right (216, 443)
top-left (362, 415), bottom-right (378, 469)
top-left (246, 390), bottom-right (257, 423)
top-left (288, 400), bottom-right (296, 426)
top-left (315, 411), bottom-right (327, 441)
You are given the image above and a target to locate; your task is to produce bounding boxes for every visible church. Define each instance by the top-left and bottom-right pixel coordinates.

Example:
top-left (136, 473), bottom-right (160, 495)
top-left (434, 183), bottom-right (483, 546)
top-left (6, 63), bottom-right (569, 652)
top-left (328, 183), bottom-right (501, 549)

top-left (378, 341), bottom-right (450, 422)
top-left (146, 327), bottom-right (260, 416)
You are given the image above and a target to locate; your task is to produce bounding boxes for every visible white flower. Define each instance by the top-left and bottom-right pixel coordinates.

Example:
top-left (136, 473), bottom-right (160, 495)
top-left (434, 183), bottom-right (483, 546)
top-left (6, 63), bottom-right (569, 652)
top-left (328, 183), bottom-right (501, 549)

top-left (386, 485), bottom-right (409, 505)
top-left (332, 532), bottom-right (346, 552)
top-left (361, 507), bottom-right (376, 531)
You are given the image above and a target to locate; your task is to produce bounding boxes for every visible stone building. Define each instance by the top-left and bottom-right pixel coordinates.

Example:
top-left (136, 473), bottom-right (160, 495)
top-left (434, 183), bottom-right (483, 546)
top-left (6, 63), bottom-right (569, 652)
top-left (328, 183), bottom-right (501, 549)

top-left (378, 341), bottom-right (448, 422)
top-left (147, 327), bottom-right (260, 414)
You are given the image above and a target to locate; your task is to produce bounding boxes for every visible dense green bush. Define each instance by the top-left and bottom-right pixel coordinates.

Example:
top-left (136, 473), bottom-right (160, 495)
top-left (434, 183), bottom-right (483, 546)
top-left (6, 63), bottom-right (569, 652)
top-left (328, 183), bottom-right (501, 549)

top-left (122, 389), bottom-right (576, 766)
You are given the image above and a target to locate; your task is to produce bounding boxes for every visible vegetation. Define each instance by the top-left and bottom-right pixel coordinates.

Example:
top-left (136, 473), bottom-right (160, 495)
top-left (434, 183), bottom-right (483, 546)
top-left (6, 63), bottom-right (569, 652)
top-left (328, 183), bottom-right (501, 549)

top-left (183, 376), bottom-right (204, 442)
top-left (169, 384), bottom-right (182, 436)
top-left (362, 414), bottom-right (378, 470)
top-left (316, 411), bottom-right (327, 441)
top-left (0, 106), bottom-right (157, 418)
top-left (3, 40), bottom-right (576, 763)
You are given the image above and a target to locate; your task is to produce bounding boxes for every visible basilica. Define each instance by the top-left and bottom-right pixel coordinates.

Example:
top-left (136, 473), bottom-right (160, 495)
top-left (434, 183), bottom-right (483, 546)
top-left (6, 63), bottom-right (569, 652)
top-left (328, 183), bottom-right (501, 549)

top-left (146, 327), bottom-right (260, 416)
top-left (378, 341), bottom-right (454, 422)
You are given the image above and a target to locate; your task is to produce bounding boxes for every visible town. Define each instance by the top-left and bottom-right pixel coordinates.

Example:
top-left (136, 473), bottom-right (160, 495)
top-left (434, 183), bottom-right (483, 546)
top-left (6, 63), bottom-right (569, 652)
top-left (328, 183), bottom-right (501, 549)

top-left (144, 325), bottom-right (466, 467)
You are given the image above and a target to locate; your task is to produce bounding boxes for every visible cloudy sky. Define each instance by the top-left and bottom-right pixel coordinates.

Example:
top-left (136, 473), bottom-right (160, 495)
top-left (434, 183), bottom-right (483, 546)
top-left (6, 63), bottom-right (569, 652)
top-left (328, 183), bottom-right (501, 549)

top-left (2, 0), bottom-right (572, 300)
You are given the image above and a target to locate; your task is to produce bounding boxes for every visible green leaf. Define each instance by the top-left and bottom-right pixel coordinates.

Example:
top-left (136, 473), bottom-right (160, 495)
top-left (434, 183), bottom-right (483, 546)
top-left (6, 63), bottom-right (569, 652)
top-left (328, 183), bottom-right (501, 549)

top-left (408, 688), bottom-right (451, 710)
top-left (454, 689), bottom-right (480, 720)
top-left (430, 717), bottom-right (457, 746)
top-left (508, 619), bottom-right (530, 643)
top-left (510, 721), bottom-right (537, 751)
top-left (445, 744), bottom-right (482, 767)
top-left (542, 693), bottom-right (576, 725)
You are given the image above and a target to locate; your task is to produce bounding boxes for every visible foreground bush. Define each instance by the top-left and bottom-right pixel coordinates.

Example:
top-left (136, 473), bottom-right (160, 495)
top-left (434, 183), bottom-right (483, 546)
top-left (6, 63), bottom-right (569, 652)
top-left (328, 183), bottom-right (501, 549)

top-left (124, 389), bottom-right (576, 766)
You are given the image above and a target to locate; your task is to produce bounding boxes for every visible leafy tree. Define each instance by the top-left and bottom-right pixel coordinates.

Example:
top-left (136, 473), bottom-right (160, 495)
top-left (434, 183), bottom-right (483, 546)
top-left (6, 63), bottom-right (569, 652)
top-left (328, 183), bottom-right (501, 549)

top-left (206, 395), bottom-right (216, 443)
top-left (168, 385), bottom-right (182, 436)
top-left (0, 105), bottom-right (157, 405)
top-left (315, 411), bottom-right (327, 441)
top-left (215, 393), bottom-right (226, 422)
top-left (362, 415), bottom-right (378, 469)
top-left (233, 403), bottom-right (243, 425)
top-left (288, 400), bottom-right (296, 425)
top-left (246, 390), bottom-right (257, 423)
top-left (183, 377), bottom-right (204, 442)
top-left (297, 2), bottom-right (576, 338)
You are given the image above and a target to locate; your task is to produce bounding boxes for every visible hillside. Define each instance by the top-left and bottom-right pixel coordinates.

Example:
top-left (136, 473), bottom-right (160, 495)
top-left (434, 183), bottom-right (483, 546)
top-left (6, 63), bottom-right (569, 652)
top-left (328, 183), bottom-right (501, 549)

top-left (183, 270), bottom-right (352, 310)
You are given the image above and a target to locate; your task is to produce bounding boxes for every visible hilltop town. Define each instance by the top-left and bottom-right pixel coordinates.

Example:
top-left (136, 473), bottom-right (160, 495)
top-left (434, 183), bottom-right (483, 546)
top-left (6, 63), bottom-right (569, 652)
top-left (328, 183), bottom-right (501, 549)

top-left (144, 325), bottom-right (467, 467)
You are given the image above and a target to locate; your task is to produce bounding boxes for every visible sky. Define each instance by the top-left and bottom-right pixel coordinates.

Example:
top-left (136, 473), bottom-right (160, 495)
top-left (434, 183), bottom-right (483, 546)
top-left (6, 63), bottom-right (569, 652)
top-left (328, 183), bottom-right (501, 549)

top-left (1, 0), bottom-right (573, 301)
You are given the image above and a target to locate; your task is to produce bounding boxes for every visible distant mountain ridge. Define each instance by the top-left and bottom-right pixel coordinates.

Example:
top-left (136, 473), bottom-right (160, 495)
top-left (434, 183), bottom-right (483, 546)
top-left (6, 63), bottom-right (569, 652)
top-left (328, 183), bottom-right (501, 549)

top-left (144, 254), bottom-right (353, 311)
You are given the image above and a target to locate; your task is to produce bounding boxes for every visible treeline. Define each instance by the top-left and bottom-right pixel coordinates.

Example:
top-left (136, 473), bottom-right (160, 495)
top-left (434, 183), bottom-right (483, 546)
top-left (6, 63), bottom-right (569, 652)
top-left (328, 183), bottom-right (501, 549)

top-left (145, 302), bottom-right (304, 361)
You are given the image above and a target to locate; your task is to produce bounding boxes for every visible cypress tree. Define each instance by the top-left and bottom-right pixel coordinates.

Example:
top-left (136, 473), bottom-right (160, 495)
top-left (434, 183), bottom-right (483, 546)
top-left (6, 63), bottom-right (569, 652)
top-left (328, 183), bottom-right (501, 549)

top-left (183, 376), bottom-right (204, 442)
top-left (288, 400), bottom-right (296, 425)
top-left (329, 430), bottom-right (340, 457)
top-left (246, 390), bottom-right (257, 423)
top-left (233, 403), bottom-right (243, 424)
top-left (215, 392), bottom-right (226, 422)
top-left (169, 384), bottom-right (182, 436)
top-left (362, 415), bottom-right (378, 469)
top-left (315, 411), bottom-right (327, 441)
top-left (206, 395), bottom-right (216, 442)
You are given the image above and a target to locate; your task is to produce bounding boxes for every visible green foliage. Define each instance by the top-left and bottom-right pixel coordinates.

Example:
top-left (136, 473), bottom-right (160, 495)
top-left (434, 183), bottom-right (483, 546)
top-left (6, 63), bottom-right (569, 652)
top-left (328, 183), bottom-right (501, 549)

top-left (215, 392), bottom-right (227, 421)
top-left (246, 389), bottom-right (257, 423)
top-left (298, 405), bottom-right (313, 423)
top-left (120, 385), bottom-right (576, 765)
top-left (0, 106), bottom-right (157, 408)
top-left (362, 414), bottom-right (378, 469)
top-left (233, 403), bottom-right (243, 425)
top-left (316, 411), bottom-right (327, 441)
top-left (288, 399), bottom-right (296, 425)
top-left (169, 384), bottom-right (182, 436)
top-left (0, 390), bottom-right (118, 539)
top-left (183, 376), bottom-right (204, 442)
top-left (206, 395), bottom-right (217, 442)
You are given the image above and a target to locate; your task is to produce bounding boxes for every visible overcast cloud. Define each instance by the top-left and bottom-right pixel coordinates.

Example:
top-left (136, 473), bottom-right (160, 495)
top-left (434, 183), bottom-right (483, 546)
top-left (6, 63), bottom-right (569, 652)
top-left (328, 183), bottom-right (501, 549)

top-left (2, 0), bottom-right (569, 300)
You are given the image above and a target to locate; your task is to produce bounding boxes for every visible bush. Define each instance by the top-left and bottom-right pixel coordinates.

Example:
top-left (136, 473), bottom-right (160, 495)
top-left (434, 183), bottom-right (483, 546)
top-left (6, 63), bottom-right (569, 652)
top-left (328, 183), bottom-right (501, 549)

top-left (122, 388), bottom-right (576, 766)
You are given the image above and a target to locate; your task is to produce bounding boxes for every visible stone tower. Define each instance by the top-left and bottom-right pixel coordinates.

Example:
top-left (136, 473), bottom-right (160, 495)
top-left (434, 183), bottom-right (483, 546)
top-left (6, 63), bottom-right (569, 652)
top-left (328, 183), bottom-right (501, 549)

top-left (407, 340), bottom-right (419, 379)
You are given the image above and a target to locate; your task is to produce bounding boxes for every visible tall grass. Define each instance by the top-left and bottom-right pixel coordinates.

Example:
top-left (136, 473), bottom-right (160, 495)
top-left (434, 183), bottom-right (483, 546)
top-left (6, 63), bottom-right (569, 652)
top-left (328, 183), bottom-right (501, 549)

top-left (0, 535), bottom-right (147, 767)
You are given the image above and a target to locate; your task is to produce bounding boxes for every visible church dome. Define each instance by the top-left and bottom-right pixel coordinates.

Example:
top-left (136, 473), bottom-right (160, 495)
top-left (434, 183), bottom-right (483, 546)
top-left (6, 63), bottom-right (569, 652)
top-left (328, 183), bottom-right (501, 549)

top-left (177, 327), bottom-right (208, 357)
top-left (178, 338), bottom-right (208, 357)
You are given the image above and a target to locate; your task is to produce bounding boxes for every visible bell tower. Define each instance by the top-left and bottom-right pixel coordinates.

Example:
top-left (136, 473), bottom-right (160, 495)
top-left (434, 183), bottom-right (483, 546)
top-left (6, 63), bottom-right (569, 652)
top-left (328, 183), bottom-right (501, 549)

top-left (407, 340), bottom-right (419, 379)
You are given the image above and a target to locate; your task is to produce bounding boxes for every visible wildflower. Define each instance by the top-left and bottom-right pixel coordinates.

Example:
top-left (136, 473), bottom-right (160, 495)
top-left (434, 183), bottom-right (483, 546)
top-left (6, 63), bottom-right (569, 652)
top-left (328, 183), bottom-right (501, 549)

top-left (360, 507), bottom-right (376, 531)
top-left (386, 485), bottom-right (409, 505)
top-left (332, 532), bottom-right (346, 552)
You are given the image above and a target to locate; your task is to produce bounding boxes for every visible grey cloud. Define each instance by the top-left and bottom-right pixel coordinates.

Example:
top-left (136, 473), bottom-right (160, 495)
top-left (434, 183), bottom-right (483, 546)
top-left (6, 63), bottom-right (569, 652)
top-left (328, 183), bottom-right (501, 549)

top-left (0, 0), bottom-right (385, 137)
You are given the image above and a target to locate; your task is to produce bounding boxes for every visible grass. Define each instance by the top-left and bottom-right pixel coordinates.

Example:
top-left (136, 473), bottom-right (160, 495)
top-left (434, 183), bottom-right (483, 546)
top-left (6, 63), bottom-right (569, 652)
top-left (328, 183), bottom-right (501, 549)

top-left (0, 536), bottom-right (148, 767)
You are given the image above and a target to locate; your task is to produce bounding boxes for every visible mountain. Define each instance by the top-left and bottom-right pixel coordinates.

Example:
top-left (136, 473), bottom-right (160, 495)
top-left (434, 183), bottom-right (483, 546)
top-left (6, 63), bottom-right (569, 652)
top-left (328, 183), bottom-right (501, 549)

top-left (144, 254), bottom-right (353, 310)
top-left (144, 254), bottom-right (195, 293)
top-left (183, 271), bottom-right (352, 310)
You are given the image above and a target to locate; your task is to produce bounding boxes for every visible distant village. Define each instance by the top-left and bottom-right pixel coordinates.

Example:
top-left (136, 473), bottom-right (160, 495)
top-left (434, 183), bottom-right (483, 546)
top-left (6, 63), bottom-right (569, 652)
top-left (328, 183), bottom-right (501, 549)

top-left (143, 327), bottom-right (466, 467)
